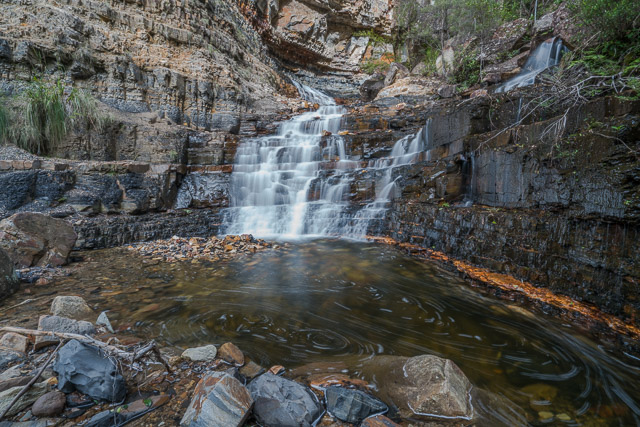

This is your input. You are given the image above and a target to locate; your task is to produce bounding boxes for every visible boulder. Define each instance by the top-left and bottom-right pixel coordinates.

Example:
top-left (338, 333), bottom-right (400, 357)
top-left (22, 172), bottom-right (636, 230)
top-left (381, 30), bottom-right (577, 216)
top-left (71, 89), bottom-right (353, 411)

top-left (325, 386), bottom-right (388, 424)
top-left (31, 390), bottom-right (66, 416)
top-left (0, 213), bottom-right (77, 268)
top-left (436, 46), bottom-right (455, 75)
top-left (218, 342), bottom-right (244, 366)
top-left (50, 296), bottom-right (94, 319)
top-left (360, 73), bottom-right (386, 101)
top-left (0, 379), bottom-right (52, 417)
top-left (0, 333), bottom-right (29, 354)
top-left (53, 339), bottom-right (126, 402)
top-left (0, 248), bottom-right (19, 301)
top-left (180, 371), bottom-right (252, 427)
top-left (362, 355), bottom-right (473, 421)
top-left (181, 345), bottom-right (218, 362)
top-left (410, 62), bottom-right (427, 76)
top-left (248, 373), bottom-right (323, 427)
top-left (36, 315), bottom-right (96, 349)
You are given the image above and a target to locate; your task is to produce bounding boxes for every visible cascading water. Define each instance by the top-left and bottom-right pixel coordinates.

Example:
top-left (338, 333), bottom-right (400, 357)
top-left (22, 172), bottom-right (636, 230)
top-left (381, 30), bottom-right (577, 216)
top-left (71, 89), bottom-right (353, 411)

top-left (495, 37), bottom-right (568, 93)
top-left (345, 121), bottom-right (432, 236)
top-left (223, 82), bottom-right (432, 239)
top-left (222, 82), bottom-right (357, 238)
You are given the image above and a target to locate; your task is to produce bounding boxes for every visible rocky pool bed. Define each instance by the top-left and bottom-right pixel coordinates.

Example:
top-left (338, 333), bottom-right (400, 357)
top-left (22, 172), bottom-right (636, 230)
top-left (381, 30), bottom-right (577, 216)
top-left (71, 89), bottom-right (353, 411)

top-left (1, 238), bottom-right (640, 426)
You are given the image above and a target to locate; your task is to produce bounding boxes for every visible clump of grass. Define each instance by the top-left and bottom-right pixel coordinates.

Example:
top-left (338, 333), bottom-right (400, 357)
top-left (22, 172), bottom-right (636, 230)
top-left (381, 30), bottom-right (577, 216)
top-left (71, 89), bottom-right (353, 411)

top-left (1, 77), bottom-right (109, 155)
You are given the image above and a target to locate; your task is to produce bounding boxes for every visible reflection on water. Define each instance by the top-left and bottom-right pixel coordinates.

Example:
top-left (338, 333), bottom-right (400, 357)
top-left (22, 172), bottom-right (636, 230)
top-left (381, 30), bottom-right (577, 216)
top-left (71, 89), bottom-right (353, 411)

top-left (44, 240), bottom-right (640, 425)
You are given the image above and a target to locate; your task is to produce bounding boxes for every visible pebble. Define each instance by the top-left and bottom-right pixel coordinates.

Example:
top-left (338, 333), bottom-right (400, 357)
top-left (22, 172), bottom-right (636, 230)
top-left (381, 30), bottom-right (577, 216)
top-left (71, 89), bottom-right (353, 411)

top-left (127, 234), bottom-right (276, 262)
top-left (538, 411), bottom-right (554, 420)
top-left (31, 390), bottom-right (66, 416)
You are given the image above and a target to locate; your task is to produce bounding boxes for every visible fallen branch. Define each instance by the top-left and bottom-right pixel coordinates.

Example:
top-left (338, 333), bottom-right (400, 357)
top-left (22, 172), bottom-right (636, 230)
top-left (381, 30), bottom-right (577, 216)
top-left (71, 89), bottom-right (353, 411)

top-left (0, 340), bottom-right (65, 421)
top-left (0, 327), bottom-right (172, 373)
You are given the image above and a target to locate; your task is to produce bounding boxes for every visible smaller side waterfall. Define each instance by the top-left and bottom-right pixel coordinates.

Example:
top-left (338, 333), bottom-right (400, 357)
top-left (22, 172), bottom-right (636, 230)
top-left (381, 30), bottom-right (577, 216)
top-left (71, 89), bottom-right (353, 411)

top-left (346, 120), bottom-right (432, 236)
top-left (496, 37), bottom-right (568, 93)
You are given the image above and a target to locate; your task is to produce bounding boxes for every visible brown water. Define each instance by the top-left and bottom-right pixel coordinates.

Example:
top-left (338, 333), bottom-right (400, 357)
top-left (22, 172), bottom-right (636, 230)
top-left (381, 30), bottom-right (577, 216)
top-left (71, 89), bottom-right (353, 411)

top-left (9, 240), bottom-right (640, 425)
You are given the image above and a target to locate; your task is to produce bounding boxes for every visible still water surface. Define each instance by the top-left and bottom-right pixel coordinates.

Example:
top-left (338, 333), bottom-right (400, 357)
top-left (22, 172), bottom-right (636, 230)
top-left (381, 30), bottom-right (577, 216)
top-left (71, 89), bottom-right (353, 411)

top-left (47, 240), bottom-right (640, 425)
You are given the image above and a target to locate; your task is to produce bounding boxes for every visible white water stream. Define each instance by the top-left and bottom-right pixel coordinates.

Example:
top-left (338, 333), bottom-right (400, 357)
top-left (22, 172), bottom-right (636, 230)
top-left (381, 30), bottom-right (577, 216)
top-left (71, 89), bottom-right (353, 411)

top-left (223, 82), bottom-right (431, 239)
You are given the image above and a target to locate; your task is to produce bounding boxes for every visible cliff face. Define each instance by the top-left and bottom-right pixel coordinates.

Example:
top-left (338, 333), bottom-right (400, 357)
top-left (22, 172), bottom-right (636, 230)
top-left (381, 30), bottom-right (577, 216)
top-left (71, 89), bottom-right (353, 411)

top-left (0, 0), bottom-right (296, 162)
top-left (244, 0), bottom-right (395, 95)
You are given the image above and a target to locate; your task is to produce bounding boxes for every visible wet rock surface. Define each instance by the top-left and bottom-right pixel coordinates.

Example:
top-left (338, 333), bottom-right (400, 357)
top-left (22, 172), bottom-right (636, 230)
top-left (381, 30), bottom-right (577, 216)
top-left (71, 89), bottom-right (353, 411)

top-left (53, 339), bottom-right (126, 402)
top-left (325, 386), bottom-right (388, 424)
top-left (181, 345), bottom-right (218, 362)
top-left (180, 371), bottom-right (253, 427)
top-left (363, 355), bottom-right (473, 421)
top-left (248, 373), bottom-right (323, 427)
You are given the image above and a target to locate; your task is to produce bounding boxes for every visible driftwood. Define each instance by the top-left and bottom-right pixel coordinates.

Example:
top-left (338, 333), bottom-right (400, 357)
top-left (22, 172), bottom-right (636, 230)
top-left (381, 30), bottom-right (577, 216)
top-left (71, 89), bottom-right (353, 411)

top-left (0, 340), bottom-right (66, 420)
top-left (0, 326), bottom-right (172, 373)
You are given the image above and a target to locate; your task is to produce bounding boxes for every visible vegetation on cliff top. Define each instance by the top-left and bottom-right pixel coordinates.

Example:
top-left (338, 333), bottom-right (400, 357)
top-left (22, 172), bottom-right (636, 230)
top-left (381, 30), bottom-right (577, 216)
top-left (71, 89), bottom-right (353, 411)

top-left (0, 78), bottom-right (110, 156)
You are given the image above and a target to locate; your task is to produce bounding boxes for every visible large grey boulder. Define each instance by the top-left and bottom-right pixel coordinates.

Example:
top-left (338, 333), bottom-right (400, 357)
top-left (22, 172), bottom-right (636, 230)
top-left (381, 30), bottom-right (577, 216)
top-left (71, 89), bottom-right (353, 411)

top-left (50, 296), bottom-right (94, 319)
top-left (36, 315), bottom-right (96, 349)
top-left (0, 213), bottom-right (77, 267)
top-left (362, 354), bottom-right (473, 422)
top-left (53, 340), bottom-right (126, 402)
top-left (0, 248), bottom-right (19, 301)
top-left (181, 371), bottom-right (252, 427)
top-left (325, 386), bottom-right (387, 424)
top-left (248, 373), bottom-right (323, 427)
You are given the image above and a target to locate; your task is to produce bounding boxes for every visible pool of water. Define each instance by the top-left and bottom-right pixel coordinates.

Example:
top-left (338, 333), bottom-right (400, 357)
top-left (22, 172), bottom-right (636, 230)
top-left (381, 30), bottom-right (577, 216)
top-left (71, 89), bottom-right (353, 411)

top-left (10, 239), bottom-right (640, 425)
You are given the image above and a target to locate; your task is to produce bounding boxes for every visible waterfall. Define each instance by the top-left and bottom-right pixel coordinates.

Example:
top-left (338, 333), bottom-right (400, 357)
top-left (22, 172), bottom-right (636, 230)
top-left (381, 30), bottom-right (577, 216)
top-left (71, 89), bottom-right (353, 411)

top-left (222, 82), bottom-right (358, 238)
top-left (495, 37), bottom-right (568, 93)
top-left (222, 82), bottom-right (431, 239)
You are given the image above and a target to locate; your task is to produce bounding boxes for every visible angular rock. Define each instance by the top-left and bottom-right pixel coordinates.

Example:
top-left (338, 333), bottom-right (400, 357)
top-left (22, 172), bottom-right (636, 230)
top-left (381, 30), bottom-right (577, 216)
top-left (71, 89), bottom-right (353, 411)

top-left (181, 345), bottom-right (217, 362)
top-left (383, 63), bottom-right (409, 87)
top-left (325, 386), bottom-right (387, 424)
top-left (86, 395), bottom-right (170, 427)
top-left (35, 315), bottom-right (96, 349)
top-left (0, 248), bottom-right (19, 301)
top-left (50, 296), bottom-right (94, 319)
top-left (362, 355), bottom-right (473, 421)
top-left (0, 376), bottom-right (32, 394)
top-left (0, 364), bottom-right (24, 382)
top-left (239, 360), bottom-right (265, 380)
top-left (248, 373), bottom-right (323, 427)
top-left (0, 333), bottom-right (29, 354)
top-left (218, 342), bottom-right (244, 366)
top-left (361, 414), bottom-right (401, 427)
top-left (0, 213), bottom-right (77, 267)
top-left (53, 339), bottom-right (126, 402)
top-left (0, 379), bottom-right (52, 417)
top-left (31, 390), bottom-right (66, 416)
top-left (437, 84), bottom-right (457, 99)
top-left (360, 73), bottom-right (386, 101)
top-left (96, 311), bottom-right (114, 333)
top-left (0, 349), bottom-right (23, 371)
top-left (180, 372), bottom-right (252, 427)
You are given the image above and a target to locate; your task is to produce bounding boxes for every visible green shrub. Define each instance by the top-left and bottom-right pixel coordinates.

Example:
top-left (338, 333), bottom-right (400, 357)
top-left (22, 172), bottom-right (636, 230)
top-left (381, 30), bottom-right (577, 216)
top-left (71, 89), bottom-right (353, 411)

top-left (450, 49), bottom-right (481, 89)
top-left (361, 59), bottom-right (391, 75)
top-left (1, 77), bottom-right (109, 155)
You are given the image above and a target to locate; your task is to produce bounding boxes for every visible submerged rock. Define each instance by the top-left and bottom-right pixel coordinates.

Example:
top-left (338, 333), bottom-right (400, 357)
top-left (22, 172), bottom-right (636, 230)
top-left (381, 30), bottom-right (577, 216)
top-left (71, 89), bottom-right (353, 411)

top-left (50, 296), bottom-right (94, 320)
top-left (0, 213), bottom-right (77, 267)
top-left (54, 339), bottom-right (126, 402)
top-left (181, 345), bottom-right (217, 362)
top-left (248, 373), bottom-right (323, 427)
top-left (180, 371), bottom-right (252, 427)
top-left (325, 386), bottom-right (388, 424)
top-left (362, 354), bottom-right (473, 421)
